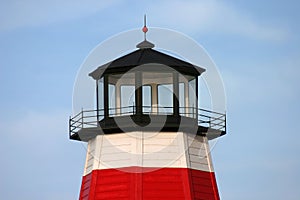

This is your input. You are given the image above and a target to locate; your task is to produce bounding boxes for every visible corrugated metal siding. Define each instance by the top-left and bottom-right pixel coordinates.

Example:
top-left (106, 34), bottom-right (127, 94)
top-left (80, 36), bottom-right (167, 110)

top-left (186, 135), bottom-right (214, 172)
top-left (79, 167), bottom-right (219, 200)
top-left (80, 132), bottom-right (219, 199)
top-left (83, 132), bottom-right (188, 175)
top-left (142, 167), bottom-right (193, 200)
top-left (84, 138), bottom-right (97, 175)
top-left (79, 172), bottom-right (92, 200)
top-left (143, 132), bottom-right (186, 168)
top-left (190, 170), bottom-right (220, 200)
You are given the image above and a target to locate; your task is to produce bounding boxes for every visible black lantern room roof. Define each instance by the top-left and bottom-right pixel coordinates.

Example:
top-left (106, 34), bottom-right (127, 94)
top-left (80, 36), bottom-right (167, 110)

top-left (89, 43), bottom-right (205, 80)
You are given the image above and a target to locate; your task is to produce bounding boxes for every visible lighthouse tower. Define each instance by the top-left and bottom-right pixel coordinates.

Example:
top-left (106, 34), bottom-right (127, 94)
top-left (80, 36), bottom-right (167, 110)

top-left (69, 22), bottom-right (226, 200)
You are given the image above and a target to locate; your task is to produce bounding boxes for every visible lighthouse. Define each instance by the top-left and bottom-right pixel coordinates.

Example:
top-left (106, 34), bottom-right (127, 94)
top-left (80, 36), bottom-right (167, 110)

top-left (69, 21), bottom-right (226, 200)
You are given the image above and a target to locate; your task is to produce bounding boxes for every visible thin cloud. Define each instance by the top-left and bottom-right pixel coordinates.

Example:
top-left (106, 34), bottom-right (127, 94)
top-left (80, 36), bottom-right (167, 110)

top-left (0, 0), bottom-right (290, 41)
top-left (0, 0), bottom-right (121, 31)
top-left (221, 56), bottom-right (300, 117)
top-left (0, 109), bottom-right (85, 199)
top-left (148, 0), bottom-right (289, 41)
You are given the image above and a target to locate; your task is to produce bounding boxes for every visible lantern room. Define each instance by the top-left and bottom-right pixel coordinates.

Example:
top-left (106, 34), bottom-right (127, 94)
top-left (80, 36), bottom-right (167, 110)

top-left (92, 39), bottom-right (202, 115)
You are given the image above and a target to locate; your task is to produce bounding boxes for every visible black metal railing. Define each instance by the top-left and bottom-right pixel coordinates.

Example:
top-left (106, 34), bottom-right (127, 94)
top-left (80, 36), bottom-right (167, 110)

top-left (69, 106), bottom-right (226, 138)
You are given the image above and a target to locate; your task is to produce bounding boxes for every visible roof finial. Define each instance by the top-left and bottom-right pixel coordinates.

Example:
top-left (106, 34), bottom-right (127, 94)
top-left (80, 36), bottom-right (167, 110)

top-left (142, 14), bottom-right (148, 40)
top-left (136, 14), bottom-right (155, 49)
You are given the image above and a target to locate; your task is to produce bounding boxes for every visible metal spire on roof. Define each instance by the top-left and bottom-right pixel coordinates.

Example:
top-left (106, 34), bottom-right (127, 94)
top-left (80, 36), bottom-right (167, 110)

top-left (136, 14), bottom-right (155, 49)
top-left (143, 14), bottom-right (148, 40)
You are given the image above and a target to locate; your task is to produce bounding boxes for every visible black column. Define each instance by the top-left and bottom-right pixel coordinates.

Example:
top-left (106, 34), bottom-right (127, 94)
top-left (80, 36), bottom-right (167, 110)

top-left (195, 76), bottom-right (199, 118)
top-left (103, 74), bottom-right (109, 119)
top-left (173, 72), bottom-right (179, 116)
top-left (135, 71), bottom-right (143, 116)
top-left (96, 80), bottom-right (99, 122)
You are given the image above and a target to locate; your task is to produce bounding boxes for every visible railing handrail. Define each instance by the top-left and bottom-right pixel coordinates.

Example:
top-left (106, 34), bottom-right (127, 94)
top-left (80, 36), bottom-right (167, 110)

top-left (69, 106), bottom-right (226, 138)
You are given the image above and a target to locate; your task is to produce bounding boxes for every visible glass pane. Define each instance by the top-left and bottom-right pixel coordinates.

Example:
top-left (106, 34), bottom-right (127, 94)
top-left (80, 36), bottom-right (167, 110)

top-left (97, 78), bottom-right (104, 119)
top-left (121, 85), bottom-right (135, 115)
top-left (108, 73), bottom-right (135, 116)
top-left (179, 82), bottom-right (185, 116)
top-left (108, 84), bottom-right (115, 116)
top-left (188, 78), bottom-right (196, 118)
top-left (158, 84), bottom-right (173, 114)
top-left (143, 85), bottom-right (151, 113)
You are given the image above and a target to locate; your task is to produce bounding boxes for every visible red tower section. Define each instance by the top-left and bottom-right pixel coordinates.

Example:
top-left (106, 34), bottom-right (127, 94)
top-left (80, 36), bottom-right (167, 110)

top-left (79, 167), bottom-right (219, 200)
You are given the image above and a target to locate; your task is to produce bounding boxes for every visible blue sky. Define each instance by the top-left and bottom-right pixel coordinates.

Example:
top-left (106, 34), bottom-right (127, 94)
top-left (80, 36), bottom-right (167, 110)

top-left (0, 0), bottom-right (299, 199)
